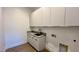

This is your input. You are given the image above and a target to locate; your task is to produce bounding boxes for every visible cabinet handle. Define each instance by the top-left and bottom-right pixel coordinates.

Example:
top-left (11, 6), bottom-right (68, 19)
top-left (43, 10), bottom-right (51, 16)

top-left (35, 39), bottom-right (37, 41)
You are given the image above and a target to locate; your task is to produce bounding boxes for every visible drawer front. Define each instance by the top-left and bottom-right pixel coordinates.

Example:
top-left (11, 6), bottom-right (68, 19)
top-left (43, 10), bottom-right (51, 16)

top-left (33, 37), bottom-right (39, 51)
top-left (33, 37), bottom-right (39, 43)
top-left (29, 37), bottom-right (39, 51)
top-left (33, 41), bottom-right (39, 51)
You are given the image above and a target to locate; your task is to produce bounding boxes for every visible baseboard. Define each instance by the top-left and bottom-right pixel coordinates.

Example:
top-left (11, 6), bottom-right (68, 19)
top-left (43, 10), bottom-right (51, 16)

top-left (0, 48), bottom-right (6, 52)
top-left (5, 41), bottom-right (27, 50)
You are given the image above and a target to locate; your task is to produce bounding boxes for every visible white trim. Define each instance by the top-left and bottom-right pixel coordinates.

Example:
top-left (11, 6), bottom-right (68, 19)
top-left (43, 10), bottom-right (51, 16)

top-left (5, 41), bottom-right (27, 50)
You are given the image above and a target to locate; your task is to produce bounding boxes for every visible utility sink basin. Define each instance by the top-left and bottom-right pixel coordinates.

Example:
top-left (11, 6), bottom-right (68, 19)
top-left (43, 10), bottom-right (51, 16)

top-left (30, 31), bottom-right (46, 36)
top-left (35, 32), bottom-right (43, 36)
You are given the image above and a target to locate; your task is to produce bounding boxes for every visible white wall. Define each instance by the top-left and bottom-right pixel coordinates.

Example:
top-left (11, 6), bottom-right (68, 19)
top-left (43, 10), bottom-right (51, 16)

top-left (3, 7), bottom-right (30, 49)
top-left (31, 27), bottom-right (79, 52)
top-left (0, 8), bottom-right (5, 51)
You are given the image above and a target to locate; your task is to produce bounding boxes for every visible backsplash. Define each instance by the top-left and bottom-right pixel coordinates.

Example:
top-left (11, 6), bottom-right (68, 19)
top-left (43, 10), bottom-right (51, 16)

top-left (31, 27), bottom-right (79, 52)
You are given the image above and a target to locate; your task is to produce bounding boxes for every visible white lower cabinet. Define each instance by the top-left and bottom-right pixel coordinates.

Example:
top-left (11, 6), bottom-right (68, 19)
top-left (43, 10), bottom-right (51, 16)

top-left (27, 32), bottom-right (46, 51)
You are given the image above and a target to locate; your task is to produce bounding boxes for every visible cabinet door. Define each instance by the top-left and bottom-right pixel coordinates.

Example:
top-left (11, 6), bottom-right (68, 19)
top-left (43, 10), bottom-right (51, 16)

top-left (42, 7), bottom-right (51, 26)
top-left (33, 37), bottom-right (39, 51)
top-left (31, 8), bottom-right (43, 26)
top-left (65, 7), bottom-right (79, 26)
top-left (50, 7), bottom-right (65, 26)
top-left (31, 7), bottom-right (51, 26)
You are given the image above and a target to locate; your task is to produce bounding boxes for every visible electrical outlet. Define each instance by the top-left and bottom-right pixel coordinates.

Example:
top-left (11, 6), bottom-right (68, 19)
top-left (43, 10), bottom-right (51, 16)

top-left (51, 34), bottom-right (56, 38)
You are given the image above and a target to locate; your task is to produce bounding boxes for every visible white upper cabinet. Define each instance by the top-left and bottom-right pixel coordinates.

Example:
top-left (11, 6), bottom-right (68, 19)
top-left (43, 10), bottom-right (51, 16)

top-left (50, 7), bottom-right (65, 26)
top-left (65, 7), bottom-right (79, 26)
top-left (31, 7), bottom-right (79, 26)
top-left (31, 7), bottom-right (50, 26)
top-left (31, 8), bottom-right (43, 26)
top-left (42, 8), bottom-right (51, 26)
top-left (31, 7), bottom-right (65, 26)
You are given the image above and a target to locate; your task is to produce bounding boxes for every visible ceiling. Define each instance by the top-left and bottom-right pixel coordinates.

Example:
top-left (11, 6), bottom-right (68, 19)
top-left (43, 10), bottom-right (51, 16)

top-left (27, 7), bottom-right (40, 12)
